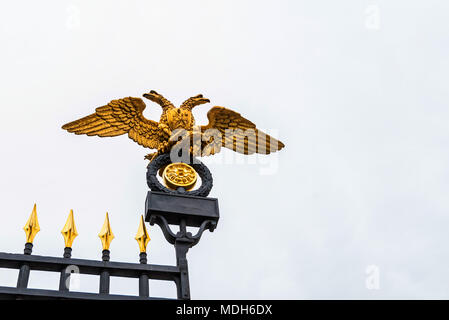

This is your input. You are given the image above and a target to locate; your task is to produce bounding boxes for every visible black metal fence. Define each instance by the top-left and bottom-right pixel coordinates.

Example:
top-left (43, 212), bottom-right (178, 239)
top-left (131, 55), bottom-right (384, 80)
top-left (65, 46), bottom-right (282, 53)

top-left (0, 191), bottom-right (219, 300)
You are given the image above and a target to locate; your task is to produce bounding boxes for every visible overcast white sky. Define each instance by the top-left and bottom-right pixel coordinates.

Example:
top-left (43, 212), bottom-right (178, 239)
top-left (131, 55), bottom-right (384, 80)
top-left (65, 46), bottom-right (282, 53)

top-left (0, 0), bottom-right (449, 299)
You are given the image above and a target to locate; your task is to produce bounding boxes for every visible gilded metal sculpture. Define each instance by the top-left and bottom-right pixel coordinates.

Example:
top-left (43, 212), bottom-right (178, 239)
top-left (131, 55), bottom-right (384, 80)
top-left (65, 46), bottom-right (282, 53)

top-left (61, 209), bottom-right (78, 248)
top-left (163, 163), bottom-right (197, 191)
top-left (62, 91), bottom-right (285, 162)
top-left (23, 204), bottom-right (40, 244)
top-left (135, 215), bottom-right (150, 253)
top-left (98, 212), bottom-right (114, 251)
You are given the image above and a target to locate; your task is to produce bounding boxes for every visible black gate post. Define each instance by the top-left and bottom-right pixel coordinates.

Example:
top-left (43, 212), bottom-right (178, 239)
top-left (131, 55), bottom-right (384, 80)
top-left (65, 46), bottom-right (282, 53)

top-left (175, 239), bottom-right (191, 299)
top-left (145, 191), bottom-right (219, 300)
top-left (175, 218), bottom-right (193, 300)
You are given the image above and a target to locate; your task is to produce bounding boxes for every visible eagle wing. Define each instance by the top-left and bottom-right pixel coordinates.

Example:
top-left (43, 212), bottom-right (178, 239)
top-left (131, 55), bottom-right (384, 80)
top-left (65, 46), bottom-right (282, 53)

top-left (62, 97), bottom-right (167, 149)
top-left (200, 106), bottom-right (285, 156)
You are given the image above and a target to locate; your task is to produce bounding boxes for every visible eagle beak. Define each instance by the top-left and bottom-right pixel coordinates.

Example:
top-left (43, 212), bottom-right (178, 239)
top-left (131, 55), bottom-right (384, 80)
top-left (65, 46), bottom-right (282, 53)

top-left (143, 91), bottom-right (160, 101)
top-left (195, 97), bottom-right (210, 105)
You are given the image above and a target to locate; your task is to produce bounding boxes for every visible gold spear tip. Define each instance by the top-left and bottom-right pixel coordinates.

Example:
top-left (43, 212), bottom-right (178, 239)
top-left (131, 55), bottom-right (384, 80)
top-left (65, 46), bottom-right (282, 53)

top-left (98, 212), bottom-right (114, 250)
top-left (61, 209), bottom-right (78, 248)
top-left (23, 203), bottom-right (40, 244)
top-left (135, 215), bottom-right (150, 253)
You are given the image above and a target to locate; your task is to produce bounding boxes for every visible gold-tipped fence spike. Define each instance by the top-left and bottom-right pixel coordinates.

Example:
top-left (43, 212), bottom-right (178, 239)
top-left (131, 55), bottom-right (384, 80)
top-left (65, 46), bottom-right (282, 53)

top-left (61, 209), bottom-right (78, 248)
top-left (23, 204), bottom-right (40, 243)
top-left (98, 212), bottom-right (114, 250)
top-left (135, 215), bottom-right (150, 253)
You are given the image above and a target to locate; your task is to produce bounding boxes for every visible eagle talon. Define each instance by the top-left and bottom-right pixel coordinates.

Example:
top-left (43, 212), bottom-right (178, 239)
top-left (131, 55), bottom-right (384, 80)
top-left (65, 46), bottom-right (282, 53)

top-left (145, 152), bottom-right (158, 162)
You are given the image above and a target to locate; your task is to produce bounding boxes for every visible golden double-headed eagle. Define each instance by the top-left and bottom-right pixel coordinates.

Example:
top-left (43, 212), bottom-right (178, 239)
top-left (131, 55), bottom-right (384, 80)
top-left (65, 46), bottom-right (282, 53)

top-left (62, 91), bottom-right (285, 161)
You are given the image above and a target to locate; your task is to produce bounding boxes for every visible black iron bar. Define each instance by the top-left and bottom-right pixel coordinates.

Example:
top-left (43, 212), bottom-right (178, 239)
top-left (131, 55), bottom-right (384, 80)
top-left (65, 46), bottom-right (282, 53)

top-left (175, 219), bottom-right (190, 300)
top-left (16, 264), bottom-right (30, 289)
top-left (99, 270), bottom-right (110, 294)
top-left (0, 252), bottom-right (179, 280)
top-left (59, 247), bottom-right (72, 292)
top-left (99, 250), bottom-right (110, 294)
top-left (175, 240), bottom-right (190, 300)
top-left (138, 252), bottom-right (149, 297)
top-left (0, 286), bottom-right (171, 300)
top-left (16, 242), bottom-right (33, 289)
